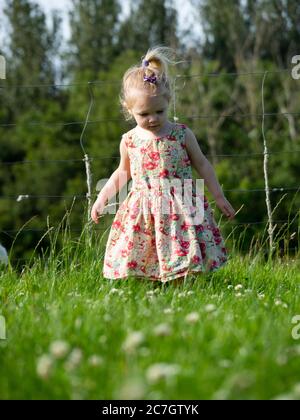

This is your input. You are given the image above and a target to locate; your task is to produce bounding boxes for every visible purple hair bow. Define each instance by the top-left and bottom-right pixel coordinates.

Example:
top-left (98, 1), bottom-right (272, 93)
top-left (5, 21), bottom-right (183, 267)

top-left (143, 74), bottom-right (157, 84)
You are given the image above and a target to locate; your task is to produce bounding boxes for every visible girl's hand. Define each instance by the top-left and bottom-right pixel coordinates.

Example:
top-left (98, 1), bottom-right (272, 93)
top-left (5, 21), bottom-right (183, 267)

top-left (91, 199), bottom-right (106, 224)
top-left (215, 196), bottom-right (236, 220)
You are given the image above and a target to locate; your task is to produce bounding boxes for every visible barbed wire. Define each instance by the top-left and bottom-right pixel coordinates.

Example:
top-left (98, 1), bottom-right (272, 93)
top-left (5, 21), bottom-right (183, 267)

top-left (1, 110), bottom-right (300, 128)
top-left (0, 186), bottom-right (299, 202)
top-left (1, 149), bottom-right (300, 167)
top-left (0, 218), bottom-right (298, 236)
top-left (0, 68), bottom-right (293, 91)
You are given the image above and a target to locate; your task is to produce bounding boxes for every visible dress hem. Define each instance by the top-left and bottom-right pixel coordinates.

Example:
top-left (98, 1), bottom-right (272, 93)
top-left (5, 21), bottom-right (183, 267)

top-left (103, 260), bottom-right (227, 283)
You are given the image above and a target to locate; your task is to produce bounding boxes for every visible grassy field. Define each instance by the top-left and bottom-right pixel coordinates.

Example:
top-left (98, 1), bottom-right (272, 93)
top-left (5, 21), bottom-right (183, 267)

top-left (0, 228), bottom-right (300, 400)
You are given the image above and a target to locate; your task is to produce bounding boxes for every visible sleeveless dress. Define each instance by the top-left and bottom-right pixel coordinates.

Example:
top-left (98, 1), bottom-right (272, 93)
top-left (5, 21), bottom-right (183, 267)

top-left (103, 123), bottom-right (227, 282)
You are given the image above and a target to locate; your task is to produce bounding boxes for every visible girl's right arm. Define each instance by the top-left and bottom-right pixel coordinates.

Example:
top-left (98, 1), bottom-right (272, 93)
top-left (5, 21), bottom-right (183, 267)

top-left (91, 136), bottom-right (131, 224)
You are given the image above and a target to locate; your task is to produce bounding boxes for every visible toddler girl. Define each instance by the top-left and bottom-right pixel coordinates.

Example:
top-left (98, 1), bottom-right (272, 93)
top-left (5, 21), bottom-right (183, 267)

top-left (91, 46), bottom-right (235, 284)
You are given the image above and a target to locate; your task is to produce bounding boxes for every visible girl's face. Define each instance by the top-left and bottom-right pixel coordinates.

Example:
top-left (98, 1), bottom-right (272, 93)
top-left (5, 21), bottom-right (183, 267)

top-left (129, 91), bottom-right (170, 134)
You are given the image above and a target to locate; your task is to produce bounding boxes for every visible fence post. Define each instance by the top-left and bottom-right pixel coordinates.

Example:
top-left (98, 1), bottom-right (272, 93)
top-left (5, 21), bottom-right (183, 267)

top-left (261, 71), bottom-right (275, 255)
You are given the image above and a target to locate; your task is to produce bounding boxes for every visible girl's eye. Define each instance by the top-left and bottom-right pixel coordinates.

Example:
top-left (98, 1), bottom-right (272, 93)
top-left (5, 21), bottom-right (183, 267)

top-left (157, 111), bottom-right (164, 114)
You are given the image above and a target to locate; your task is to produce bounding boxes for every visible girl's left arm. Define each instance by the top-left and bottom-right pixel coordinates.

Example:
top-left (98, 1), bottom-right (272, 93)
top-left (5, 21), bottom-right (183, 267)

top-left (185, 127), bottom-right (236, 220)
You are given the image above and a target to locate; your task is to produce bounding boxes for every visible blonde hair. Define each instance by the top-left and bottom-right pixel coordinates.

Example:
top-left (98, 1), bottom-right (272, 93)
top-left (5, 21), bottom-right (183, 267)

top-left (120, 46), bottom-right (180, 121)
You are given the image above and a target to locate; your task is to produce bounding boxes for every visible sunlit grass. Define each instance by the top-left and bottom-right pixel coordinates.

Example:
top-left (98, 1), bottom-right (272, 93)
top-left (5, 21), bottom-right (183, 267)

top-left (0, 222), bottom-right (299, 400)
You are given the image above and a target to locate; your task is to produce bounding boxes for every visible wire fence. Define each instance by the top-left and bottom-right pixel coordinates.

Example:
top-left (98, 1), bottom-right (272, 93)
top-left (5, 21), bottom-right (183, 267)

top-left (1, 66), bottom-right (300, 257)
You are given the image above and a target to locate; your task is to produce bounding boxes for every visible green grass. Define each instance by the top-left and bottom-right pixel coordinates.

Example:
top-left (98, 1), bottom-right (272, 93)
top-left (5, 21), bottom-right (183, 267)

top-left (0, 229), bottom-right (300, 400)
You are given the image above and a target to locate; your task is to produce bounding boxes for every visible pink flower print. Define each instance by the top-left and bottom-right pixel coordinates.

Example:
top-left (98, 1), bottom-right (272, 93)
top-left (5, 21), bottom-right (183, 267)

top-left (127, 140), bottom-right (136, 148)
top-left (200, 242), bottom-right (206, 252)
top-left (192, 255), bottom-right (201, 264)
top-left (171, 214), bottom-right (180, 221)
top-left (140, 266), bottom-right (146, 273)
top-left (121, 249), bottom-right (129, 257)
top-left (183, 157), bottom-right (191, 166)
top-left (149, 151), bottom-right (160, 160)
top-left (167, 135), bottom-right (177, 141)
top-left (159, 226), bottom-right (168, 235)
top-left (127, 261), bottom-right (138, 269)
top-left (181, 221), bottom-right (191, 231)
top-left (196, 224), bottom-right (204, 233)
top-left (214, 236), bottom-right (222, 245)
top-left (159, 169), bottom-right (169, 178)
top-left (200, 242), bottom-right (206, 258)
top-left (151, 238), bottom-right (156, 246)
top-left (140, 147), bottom-right (148, 153)
top-left (105, 261), bottom-right (113, 268)
top-left (204, 197), bottom-right (209, 210)
top-left (114, 270), bottom-right (120, 277)
top-left (175, 248), bottom-right (189, 257)
top-left (144, 161), bottom-right (158, 170)
top-left (180, 124), bottom-right (186, 129)
top-left (180, 240), bottom-right (190, 249)
top-left (133, 224), bottom-right (141, 232)
top-left (162, 264), bottom-right (171, 272)
top-left (112, 220), bottom-right (121, 229)
top-left (209, 260), bottom-right (218, 270)
top-left (221, 247), bottom-right (227, 254)
top-left (212, 227), bottom-right (221, 237)
top-left (128, 241), bottom-right (134, 250)
top-left (171, 235), bottom-right (178, 241)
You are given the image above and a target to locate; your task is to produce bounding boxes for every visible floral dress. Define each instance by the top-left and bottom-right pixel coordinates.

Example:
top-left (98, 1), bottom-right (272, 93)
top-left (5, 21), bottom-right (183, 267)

top-left (103, 123), bottom-right (227, 282)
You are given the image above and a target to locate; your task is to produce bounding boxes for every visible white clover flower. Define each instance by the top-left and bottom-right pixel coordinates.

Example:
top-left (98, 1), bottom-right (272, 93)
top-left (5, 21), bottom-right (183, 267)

top-left (275, 299), bottom-right (282, 306)
top-left (234, 284), bottom-right (243, 291)
top-left (75, 318), bottom-right (82, 329)
top-left (88, 355), bottom-right (104, 367)
top-left (219, 359), bottom-right (232, 368)
top-left (292, 383), bottom-right (300, 398)
top-left (177, 292), bottom-right (187, 298)
top-left (64, 348), bottom-right (83, 371)
top-left (118, 379), bottom-right (146, 400)
top-left (187, 290), bottom-right (194, 296)
top-left (235, 292), bottom-right (243, 298)
top-left (227, 285), bottom-right (233, 290)
top-left (146, 363), bottom-right (180, 384)
top-left (109, 288), bottom-right (120, 295)
top-left (99, 335), bottom-right (107, 344)
top-left (49, 340), bottom-right (70, 359)
top-left (185, 312), bottom-right (200, 324)
top-left (36, 354), bottom-right (53, 379)
top-left (153, 323), bottom-right (172, 337)
top-left (257, 293), bottom-right (265, 300)
top-left (204, 304), bottom-right (216, 313)
top-left (163, 308), bottom-right (173, 315)
top-left (122, 331), bottom-right (145, 353)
